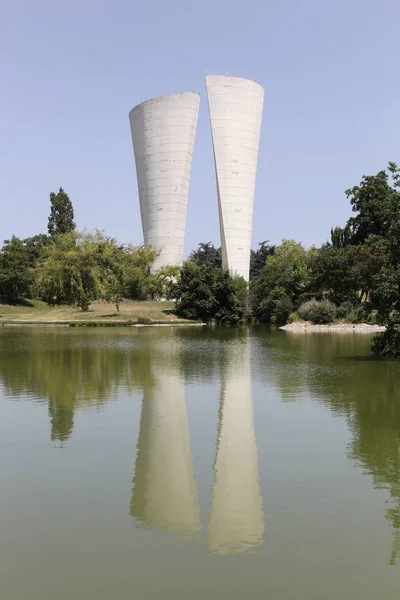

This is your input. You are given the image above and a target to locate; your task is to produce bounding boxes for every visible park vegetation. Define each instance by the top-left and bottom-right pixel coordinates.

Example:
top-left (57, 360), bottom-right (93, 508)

top-left (2, 163), bottom-right (400, 355)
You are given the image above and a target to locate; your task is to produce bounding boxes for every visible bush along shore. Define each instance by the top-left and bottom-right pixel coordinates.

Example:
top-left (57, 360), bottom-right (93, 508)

top-left (3, 163), bottom-right (400, 354)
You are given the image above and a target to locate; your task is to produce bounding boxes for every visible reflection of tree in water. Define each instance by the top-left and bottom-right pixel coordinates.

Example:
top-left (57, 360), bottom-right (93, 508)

top-left (263, 330), bottom-right (400, 564)
top-left (48, 399), bottom-right (74, 443)
top-left (0, 327), bottom-right (247, 446)
top-left (0, 329), bottom-right (156, 444)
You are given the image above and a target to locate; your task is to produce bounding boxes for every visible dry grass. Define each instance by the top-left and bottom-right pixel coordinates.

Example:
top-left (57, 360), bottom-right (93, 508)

top-left (0, 299), bottom-right (195, 325)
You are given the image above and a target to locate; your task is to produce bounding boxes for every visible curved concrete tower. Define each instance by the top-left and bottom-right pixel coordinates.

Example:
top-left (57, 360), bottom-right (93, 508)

top-left (205, 75), bottom-right (264, 281)
top-left (129, 92), bottom-right (200, 270)
top-left (208, 335), bottom-right (264, 554)
top-left (130, 369), bottom-right (200, 538)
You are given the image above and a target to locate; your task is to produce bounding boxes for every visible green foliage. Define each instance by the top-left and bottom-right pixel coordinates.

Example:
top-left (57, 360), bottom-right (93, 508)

top-left (35, 232), bottom-right (158, 312)
top-left (137, 315), bottom-right (153, 325)
top-left (0, 236), bottom-right (33, 303)
top-left (250, 240), bottom-right (310, 322)
top-left (343, 307), bottom-right (365, 324)
top-left (298, 299), bottom-right (337, 324)
top-left (250, 241), bottom-right (275, 279)
top-left (123, 245), bottom-right (159, 301)
top-left (100, 241), bottom-right (158, 311)
top-left (190, 242), bottom-right (222, 268)
top-left (335, 301), bottom-right (354, 320)
top-left (148, 264), bottom-right (181, 299)
top-left (330, 224), bottom-right (352, 249)
top-left (35, 232), bottom-right (101, 311)
top-left (171, 262), bottom-right (246, 324)
top-left (256, 287), bottom-right (293, 324)
top-left (309, 246), bottom-right (357, 304)
top-left (48, 188), bottom-right (76, 236)
top-left (22, 234), bottom-right (51, 266)
top-left (372, 324), bottom-right (400, 358)
top-left (309, 242), bottom-right (384, 306)
top-left (328, 163), bottom-right (400, 250)
top-left (287, 311), bottom-right (300, 324)
top-left (370, 258), bottom-right (400, 322)
top-left (344, 164), bottom-right (400, 245)
top-left (0, 234), bottom-right (53, 303)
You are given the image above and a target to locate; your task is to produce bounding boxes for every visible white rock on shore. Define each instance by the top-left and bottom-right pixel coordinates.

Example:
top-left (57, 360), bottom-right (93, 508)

top-left (280, 322), bottom-right (386, 333)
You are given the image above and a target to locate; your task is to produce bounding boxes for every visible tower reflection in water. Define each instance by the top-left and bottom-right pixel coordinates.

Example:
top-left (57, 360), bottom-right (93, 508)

top-left (208, 334), bottom-right (265, 554)
top-left (130, 332), bottom-right (264, 552)
top-left (130, 366), bottom-right (201, 538)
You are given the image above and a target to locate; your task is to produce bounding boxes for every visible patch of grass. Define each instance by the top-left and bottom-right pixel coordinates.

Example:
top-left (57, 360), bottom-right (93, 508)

top-left (0, 299), bottom-right (200, 325)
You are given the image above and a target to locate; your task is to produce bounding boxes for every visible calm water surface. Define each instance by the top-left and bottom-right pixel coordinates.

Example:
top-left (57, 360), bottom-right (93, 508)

top-left (1, 327), bottom-right (400, 599)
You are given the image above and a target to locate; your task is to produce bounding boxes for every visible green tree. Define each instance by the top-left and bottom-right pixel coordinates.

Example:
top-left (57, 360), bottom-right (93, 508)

top-left (250, 240), bottom-right (311, 322)
top-left (101, 241), bottom-right (158, 312)
top-left (309, 241), bottom-right (385, 306)
top-left (0, 236), bottom-right (33, 303)
top-left (22, 234), bottom-right (51, 266)
top-left (330, 224), bottom-right (352, 248)
top-left (250, 241), bottom-right (275, 279)
top-left (148, 264), bottom-right (180, 300)
top-left (35, 231), bottom-right (158, 312)
top-left (344, 163), bottom-right (400, 245)
top-left (171, 262), bottom-right (246, 324)
top-left (35, 231), bottom-right (102, 311)
top-left (48, 188), bottom-right (76, 236)
top-left (190, 242), bottom-right (222, 267)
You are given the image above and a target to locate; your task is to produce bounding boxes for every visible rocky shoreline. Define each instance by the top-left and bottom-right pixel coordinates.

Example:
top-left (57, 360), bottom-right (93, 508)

top-left (280, 322), bottom-right (386, 333)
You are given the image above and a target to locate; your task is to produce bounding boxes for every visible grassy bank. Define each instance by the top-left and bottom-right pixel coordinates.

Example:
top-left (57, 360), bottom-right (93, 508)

top-left (0, 299), bottom-right (201, 326)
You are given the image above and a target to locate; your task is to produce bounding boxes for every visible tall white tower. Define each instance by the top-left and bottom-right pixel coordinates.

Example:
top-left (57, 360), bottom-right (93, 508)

top-left (205, 75), bottom-right (264, 281)
top-left (129, 92), bottom-right (200, 270)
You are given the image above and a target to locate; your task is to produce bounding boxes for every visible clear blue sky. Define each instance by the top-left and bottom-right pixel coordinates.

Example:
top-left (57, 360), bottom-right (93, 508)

top-left (1, 0), bottom-right (399, 253)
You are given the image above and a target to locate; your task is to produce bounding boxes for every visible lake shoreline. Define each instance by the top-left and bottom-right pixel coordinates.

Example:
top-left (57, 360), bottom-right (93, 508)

top-left (0, 321), bottom-right (205, 328)
top-left (280, 322), bottom-right (386, 333)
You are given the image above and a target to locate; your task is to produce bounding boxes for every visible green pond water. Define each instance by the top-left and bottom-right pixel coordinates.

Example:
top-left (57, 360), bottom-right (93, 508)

top-left (1, 326), bottom-right (400, 599)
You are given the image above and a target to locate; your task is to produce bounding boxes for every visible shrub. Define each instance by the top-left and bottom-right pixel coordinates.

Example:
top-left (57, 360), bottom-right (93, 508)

top-left (270, 293), bottom-right (293, 324)
top-left (342, 303), bottom-right (373, 323)
top-left (372, 323), bottom-right (400, 357)
top-left (137, 315), bottom-right (153, 325)
top-left (173, 263), bottom-right (246, 324)
top-left (250, 286), bottom-right (292, 323)
top-left (287, 311), bottom-right (300, 323)
top-left (298, 299), bottom-right (336, 324)
top-left (366, 310), bottom-right (380, 325)
top-left (343, 306), bottom-right (363, 323)
top-left (336, 301), bottom-right (354, 320)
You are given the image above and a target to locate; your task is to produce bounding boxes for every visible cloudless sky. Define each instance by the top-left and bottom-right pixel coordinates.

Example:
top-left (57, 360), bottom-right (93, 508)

top-left (1, 0), bottom-right (400, 253)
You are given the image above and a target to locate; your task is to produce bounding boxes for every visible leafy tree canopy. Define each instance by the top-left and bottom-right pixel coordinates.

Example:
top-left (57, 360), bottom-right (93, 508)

top-left (35, 231), bottom-right (157, 312)
top-left (170, 262), bottom-right (246, 324)
top-left (250, 240), bottom-right (312, 323)
top-left (0, 236), bottom-right (33, 303)
top-left (190, 242), bottom-right (222, 268)
top-left (250, 241), bottom-right (275, 279)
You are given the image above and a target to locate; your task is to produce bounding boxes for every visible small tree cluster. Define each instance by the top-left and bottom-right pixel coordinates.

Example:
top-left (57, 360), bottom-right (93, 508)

top-left (169, 262), bottom-right (247, 325)
top-left (35, 231), bottom-right (158, 312)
